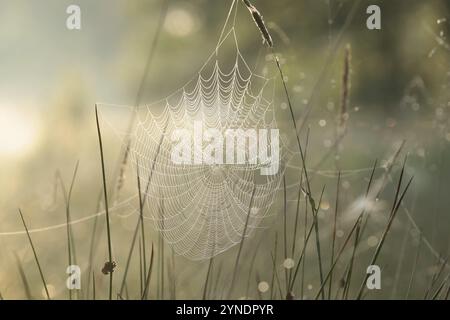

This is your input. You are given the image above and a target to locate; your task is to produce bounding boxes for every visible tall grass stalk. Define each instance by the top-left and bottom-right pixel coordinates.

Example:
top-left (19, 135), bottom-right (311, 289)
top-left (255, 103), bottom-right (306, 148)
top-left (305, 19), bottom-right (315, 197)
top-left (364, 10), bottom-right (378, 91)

top-left (202, 256), bottom-right (214, 300)
top-left (270, 232), bottom-right (278, 300)
top-left (291, 171), bottom-right (303, 259)
top-left (288, 210), bottom-right (317, 293)
top-left (95, 104), bottom-right (114, 300)
top-left (300, 192), bottom-right (308, 299)
top-left (14, 252), bottom-right (32, 300)
top-left (228, 185), bottom-right (256, 298)
top-left (355, 160), bottom-right (413, 299)
top-left (390, 222), bottom-right (411, 298)
top-left (341, 219), bottom-right (361, 299)
top-left (18, 209), bottom-right (50, 300)
top-left (271, 251), bottom-right (283, 299)
top-left (118, 122), bottom-right (167, 297)
top-left (86, 1), bottom-right (169, 295)
top-left (92, 272), bottom-right (96, 300)
top-left (341, 162), bottom-right (377, 299)
top-left (142, 243), bottom-right (154, 300)
top-left (313, 161), bottom-right (378, 299)
top-left (297, 0), bottom-right (362, 134)
top-left (313, 187), bottom-right (326, 299)
top-left (119, 215), bottom-right (141, 297)
top-left (431, 273), bottom-right (450, 300)
top-left (444, 282), bottom-right (450, 300)
top-left (212, 263), bottom-right (223, 299)
top-left (245, 236), bottom-right (263, 298)
top-left (139, 236), bottom-right (144, 296)
top-left (282, 176), bottom-right (288, 292)
top-left (169, 249), bottom-right (176, 299)
top-left (313, 214), bottom-right (362, 299)
top-left (136, 162), bottom-right (147, 287)
top-left (58, 161), bottom-right (79, 300)
top-left (328, 171), bottom-right (340, 299)
top-left (424, 256), bottom-right (448, 299)
top-left (241, 0), bottom-right (319, 248)
top-left (158, 199), bottom-right (165, 300)
top-left (406, 233), bottom-right (422, 299)
top-left (288, 171), bottom-right (303, 290)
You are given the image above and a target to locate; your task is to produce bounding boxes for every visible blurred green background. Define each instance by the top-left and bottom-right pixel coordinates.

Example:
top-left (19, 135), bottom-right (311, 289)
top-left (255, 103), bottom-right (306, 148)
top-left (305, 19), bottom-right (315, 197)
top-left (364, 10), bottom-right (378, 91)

top-left (0, 0), bottom-right (450, 299)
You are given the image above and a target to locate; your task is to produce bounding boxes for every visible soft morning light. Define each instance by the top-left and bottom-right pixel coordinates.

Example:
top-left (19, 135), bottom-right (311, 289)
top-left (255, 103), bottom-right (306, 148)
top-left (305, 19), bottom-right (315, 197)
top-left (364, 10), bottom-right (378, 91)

top-left (0, 105), bottom-right (40, 158)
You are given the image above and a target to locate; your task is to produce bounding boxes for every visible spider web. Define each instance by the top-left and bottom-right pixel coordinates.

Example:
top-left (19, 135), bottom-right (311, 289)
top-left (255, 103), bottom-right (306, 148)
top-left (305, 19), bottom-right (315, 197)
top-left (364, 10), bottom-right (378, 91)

top-left (129, 41), bottom-right (285, 259)
top-left (99, 5), bottom-right (293, 260)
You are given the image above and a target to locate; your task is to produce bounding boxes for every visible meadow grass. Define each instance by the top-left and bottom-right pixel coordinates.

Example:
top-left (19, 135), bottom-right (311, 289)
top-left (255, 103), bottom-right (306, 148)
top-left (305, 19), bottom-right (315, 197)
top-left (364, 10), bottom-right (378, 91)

top-left (3, 0), bottom-right (450, 302)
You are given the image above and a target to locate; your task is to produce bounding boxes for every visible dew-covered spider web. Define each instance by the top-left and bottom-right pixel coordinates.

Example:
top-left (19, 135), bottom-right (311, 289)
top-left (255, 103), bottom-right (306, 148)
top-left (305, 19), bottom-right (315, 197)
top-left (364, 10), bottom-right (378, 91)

top-left (97, 3), bottom-right (295, 260)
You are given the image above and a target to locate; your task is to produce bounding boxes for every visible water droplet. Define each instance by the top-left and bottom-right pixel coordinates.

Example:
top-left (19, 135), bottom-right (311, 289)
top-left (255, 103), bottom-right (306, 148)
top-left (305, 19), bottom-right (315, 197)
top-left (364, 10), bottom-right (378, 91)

top-left (320, 201), bottom-right (330, 210)
top-left (293, 85), bottom-right (303, 93)
top-left (283, 258), bottom-right (295, 269)
top-left (367, 236), bottom-right (379, 247)
top-left (258, 281), bottom-right (269, 293)
top-left (324, 139), bottom-right (333, 148)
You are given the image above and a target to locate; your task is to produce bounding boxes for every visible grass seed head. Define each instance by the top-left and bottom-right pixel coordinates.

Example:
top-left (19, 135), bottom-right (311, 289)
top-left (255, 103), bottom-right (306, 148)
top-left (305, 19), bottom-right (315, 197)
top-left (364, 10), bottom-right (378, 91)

top-left (242, 0), bottom-right (274, 48)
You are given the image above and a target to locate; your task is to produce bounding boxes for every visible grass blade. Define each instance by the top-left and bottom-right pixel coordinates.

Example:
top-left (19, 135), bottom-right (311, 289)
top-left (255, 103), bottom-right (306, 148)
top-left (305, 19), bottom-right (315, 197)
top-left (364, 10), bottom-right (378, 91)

top-left (406, 233), bottom-right (422, 299)
top-left (228, 185), bottom-right (257, 298)
top-left (14, 252), bottom-right (32, 300)
top-left (95, 104), bottom-right (114, 300)
top-left (142, 243), bottom-right (155, 300)
top-left (92, 272), bottom-right (96, 300)
top-left (18, 209), bottom-right (50, 300)
top-left (355, 164), bottom-right (413, 299)
top-left (136, 161), bottom-right (147, 289)
top-left (328, 171), bottom-right (341, 299)
top-left (282, 175), bottom-right (289, 293)
top-left (57, 160), bottom-right (79, 300)
top-left (202, 256), bottom-right (214, 300)
top-left (313, 186), bottom-right (326, 299)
